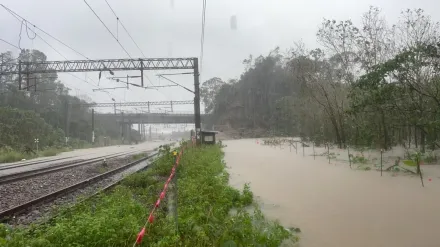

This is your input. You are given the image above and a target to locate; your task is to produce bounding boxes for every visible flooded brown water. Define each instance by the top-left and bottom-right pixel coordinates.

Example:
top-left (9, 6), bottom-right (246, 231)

top-left (224, 139), bottom-right (440, 247)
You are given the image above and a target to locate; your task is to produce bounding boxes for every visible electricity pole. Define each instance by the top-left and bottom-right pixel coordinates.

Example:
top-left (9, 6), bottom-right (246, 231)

top-left (91, 109), bottom-right (95, 143)
top-left (193, 58), bottom-right (202, 143)
top-left (64, 100), bottom-right (70, 144)
top-left (121, 111), bottom-right (124, 144)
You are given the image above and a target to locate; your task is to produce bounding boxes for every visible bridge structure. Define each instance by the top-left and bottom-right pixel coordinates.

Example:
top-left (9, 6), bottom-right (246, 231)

top-left (97, 112), bottom-right (210, 124)
top-left (94, 111), bottom-right (211, 143)
top-left (78, 100), bottom-right (207, 142)
top-left (78, 100), bottom-right (194, 114)
top-left (0, 57), bottom-right (203, 143)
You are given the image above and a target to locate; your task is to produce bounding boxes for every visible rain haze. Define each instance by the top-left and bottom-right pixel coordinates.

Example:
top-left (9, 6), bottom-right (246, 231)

top-left (3, 1), bottom-right (440, 246)
top-left (1, 0), bottom-right (438, 111)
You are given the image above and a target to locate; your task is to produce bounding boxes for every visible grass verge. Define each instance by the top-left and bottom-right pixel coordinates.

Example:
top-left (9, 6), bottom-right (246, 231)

top-left (0, 144), bottom-right (296, 246)
top-left (0, 147), bottom-right (72, 163)
top-left (0, 150), bottom-right (28, 163)
top-left (131, 152), bottom-right (147, 161)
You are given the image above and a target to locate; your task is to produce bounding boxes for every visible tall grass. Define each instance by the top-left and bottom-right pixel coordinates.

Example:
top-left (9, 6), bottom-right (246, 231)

top-left (131, 152), bottom-right (147, 161)
top-left (0, 150), bottom-right (26, 163)
top-left (1, 144), bottom-right (298, 246)
top-left (40, 149), bottom-right (58, 157)
top-left (0, 147), bottom-right (72, 163)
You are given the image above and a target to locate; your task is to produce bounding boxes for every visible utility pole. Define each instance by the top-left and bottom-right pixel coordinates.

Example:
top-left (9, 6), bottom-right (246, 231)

top-left (26, 63), bottom-right (30, 90)
top-left (34, 138), bottom-right (39, 152)
top-left (18, 60), bottom-right (21, 90)
top-left (121, 111), bottom-right (124, 144)
top-left (140, 60), bottom-right (144, 87)
top-left (0, 54), bottom-right (3, 96)
top-left (128, 121), bottom-right (132, 144)
top-left (138, 113), bottom-right (141, 141)
top-left (140, 117), bottom-right (144, 141)
top-left (64, 100), bottom-right (70, 144)
top-left (193, 58), bottom-right (202, 143)
top-left (112, 99), bottom-right (117, 143)
top-left (91, 109), bottom-right (95, 143)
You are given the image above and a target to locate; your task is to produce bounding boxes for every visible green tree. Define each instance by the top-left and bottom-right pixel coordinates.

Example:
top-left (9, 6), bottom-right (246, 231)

top-left (200, 77), bottom-right (225, 113)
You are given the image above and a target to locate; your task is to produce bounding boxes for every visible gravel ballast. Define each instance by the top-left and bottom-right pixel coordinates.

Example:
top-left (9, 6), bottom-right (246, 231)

top-left (0, 156), bottom-right (136, 213)
top-left (9, 157), bottom-right (154, 225)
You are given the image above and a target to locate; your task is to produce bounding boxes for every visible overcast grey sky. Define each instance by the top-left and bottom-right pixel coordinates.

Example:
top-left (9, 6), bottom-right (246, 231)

top-left (1, 0), bottom-right (439, 114)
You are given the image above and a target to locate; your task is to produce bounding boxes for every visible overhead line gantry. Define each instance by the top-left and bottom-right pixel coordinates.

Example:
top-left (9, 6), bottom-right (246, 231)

top-left (0, 57), bottom-right (202, 143)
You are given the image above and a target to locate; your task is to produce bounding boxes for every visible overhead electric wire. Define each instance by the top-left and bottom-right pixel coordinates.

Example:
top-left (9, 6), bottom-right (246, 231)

top-left (157, 72), bottom-right (194, 76)
top-left (104, 0), bottom-right (145, 58)
top-left (83, 0), bottom-right (133, 59)
top-left (2, 4), bottom-right (117, 79)
top-left (6, 11), bottom-right (93, 90)
top-left (2, 3), bottom-right (162, 103)
top-left (1, 3), bottom-right (156, 108)
top-left (4, 2), bottom-right (149, 91)
top-left (0, 4), bottom-right (91, 60)
top-left (0, 38), bottom-right (21, 50)
top-left (1, 4), bottom-right (131, 103)
top-left (158, 75), bottom-right (194, 94)
top-left (23, 20), bottom-right (36, 40)
top-left (3, 5), bottom-right (69, 60)
top-left (103, 0), bottom-right (156, 87)
top-left (200, 0), bottom-right (207, 72)
top-left (87, 0), bottom-right (159, 100)
top-left (34, 34), bottom-right (68, 60)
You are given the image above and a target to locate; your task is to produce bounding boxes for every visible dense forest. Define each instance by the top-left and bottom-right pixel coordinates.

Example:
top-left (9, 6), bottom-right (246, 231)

top-left (202, 7), bottom-right (440, 152)
top-left (0, 49), bottom-right (139, 153)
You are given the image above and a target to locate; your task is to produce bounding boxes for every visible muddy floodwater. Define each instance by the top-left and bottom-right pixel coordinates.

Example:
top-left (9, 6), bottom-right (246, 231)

top-left (223, 139), bottom-right (440, 247)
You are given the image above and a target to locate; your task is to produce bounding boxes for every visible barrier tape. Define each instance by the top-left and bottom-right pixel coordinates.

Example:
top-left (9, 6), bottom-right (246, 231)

top-left (133, 148), bottom-right (183, 246)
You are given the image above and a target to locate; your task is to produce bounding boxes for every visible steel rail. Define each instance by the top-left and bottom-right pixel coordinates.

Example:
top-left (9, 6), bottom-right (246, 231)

top-left (0, 150), bottom-right (141, 185)
top-left (0, 152), bottom-right (158, 220)
top-left (0, 153), bottom-right (98, 171)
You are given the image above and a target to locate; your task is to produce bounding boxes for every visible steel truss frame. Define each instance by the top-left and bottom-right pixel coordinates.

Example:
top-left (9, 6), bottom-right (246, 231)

top-left (0, 57), bottom-right (202, 143)
top-left (0, 57), bottom-right (196, 75)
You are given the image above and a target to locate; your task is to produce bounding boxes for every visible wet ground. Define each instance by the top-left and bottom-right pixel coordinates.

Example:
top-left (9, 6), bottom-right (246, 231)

top-left (224, 139), bottom-right (440, 247)
top-left (0, 140), bottom-right (171, 175)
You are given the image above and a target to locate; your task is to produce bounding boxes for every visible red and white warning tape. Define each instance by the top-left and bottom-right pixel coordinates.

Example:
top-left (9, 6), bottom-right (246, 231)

top-left (133, 149), bottom-right (183, 246)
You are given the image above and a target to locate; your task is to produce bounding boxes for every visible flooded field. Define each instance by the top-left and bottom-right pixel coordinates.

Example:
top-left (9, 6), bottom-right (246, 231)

top-left (224, 139), bottom-right (440, 247)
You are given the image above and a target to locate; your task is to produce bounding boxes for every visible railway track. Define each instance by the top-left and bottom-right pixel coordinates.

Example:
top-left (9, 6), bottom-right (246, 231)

top-left (0, 150), bottom-right (142, 185)
top-left (0, 152), bottom-right (97, 171)
top-left (0, 151), bottom-right (159, 221)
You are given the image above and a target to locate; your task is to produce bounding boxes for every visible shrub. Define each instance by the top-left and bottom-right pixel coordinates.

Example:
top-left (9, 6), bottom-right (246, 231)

top-left (350, 154), bottom-right (368, 164)
top-left (0, 150), bottom-right (25, 163)
top-left (40, 149), bottom-right (58, 157)
top-left (1, 145), bottom-right (296, 246)
top-left (131, 153), bottom-right (147, 161)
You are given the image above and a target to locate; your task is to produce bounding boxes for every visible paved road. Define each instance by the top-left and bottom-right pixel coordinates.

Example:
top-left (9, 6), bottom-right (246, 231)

top-left (0, 141), bottom-right (171, 176)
